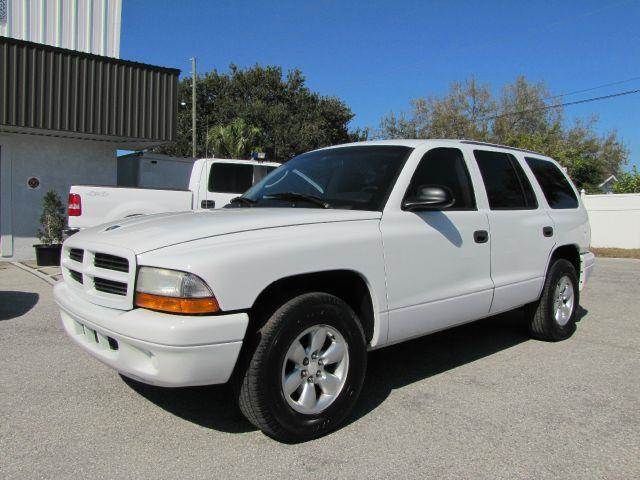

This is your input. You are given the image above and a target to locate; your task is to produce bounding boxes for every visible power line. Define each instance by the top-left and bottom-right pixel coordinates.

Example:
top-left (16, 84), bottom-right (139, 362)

top-left (542, 76), bottom-right (640, 102)
top-left (543, 0), bottom-right (638, 29)
top-left (483, 87), bottom-right (640, 122)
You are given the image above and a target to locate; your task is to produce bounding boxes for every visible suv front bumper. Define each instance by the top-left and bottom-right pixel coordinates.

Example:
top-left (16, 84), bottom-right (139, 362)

top-left (54, 283), bottom-right (248, 387)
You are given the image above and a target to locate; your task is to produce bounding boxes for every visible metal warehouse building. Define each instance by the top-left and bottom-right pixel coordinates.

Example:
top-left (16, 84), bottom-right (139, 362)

top-left (0, 0), bottom-right (122, 58)
top-left (0, 1), bottom-right (179, 260)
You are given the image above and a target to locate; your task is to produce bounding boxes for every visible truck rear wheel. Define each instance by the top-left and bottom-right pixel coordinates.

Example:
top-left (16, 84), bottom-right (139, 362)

top-left (527, 258), bottom-right (580, 341)
top-left (237, 292), bottom-right (367, 442)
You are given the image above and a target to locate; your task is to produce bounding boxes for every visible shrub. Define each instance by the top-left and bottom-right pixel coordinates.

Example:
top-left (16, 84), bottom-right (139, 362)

top-left (37, 189), bottom-right (65, 245)
top-left (612, 166), bottom-right (640, 194)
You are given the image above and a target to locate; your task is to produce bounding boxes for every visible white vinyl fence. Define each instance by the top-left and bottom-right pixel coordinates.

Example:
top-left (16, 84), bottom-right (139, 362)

top-left (581, 192), bottom-right (640, 249)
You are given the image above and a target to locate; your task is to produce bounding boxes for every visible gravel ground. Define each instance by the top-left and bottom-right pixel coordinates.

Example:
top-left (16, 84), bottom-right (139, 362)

top-left (1, 259), bottom-right (638, 479)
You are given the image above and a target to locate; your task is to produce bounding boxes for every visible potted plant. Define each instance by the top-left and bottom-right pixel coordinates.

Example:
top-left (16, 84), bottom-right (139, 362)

top-left (34, 189), bottom-right (65, 266)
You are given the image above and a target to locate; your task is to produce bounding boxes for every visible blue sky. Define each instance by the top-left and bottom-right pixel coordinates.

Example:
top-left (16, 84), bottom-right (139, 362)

top-left (121, 0), bottom-right (640, 169)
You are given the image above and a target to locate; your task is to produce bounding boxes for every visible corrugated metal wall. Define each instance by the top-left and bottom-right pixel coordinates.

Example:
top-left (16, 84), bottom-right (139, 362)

top-left (0, 36), bottom-right (179, 142)
top-left (0, 0), bottom-right (122, 58)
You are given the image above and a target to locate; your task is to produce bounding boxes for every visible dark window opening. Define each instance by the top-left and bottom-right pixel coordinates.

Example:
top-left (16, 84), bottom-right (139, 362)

top-left (525, 157), bottom-right (579, 209)
top-left (474, 150), bottom-right (538, 210)
top-left (405, 147), bottom-right (476, 210)
top-left (208, 163), bottom-right (255, 194)
top-left (508, 153), bottom-right (538, 209)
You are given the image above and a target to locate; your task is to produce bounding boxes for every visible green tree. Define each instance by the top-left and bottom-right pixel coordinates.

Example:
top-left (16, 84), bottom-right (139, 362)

top-left (37, 189), bottom-right (65, 245)
top-left (207, 118), bottom-right (263, 159)
top-left (377, 76), bottom-right (629, 190)
top-left (157, 64), bottom-right (360, 162)
top-left (613, 166), bottom-right (640, 193)
top-left (378, 78), bottom-right (494, 140)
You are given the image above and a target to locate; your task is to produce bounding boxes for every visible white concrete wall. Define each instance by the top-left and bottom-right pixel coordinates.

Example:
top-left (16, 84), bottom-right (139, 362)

top-left (582, 193), bottom-right (640, 249)
top-left (0, 132), bottom-right (117, 260)
top-left (0, 0), bottom-right (122, 58)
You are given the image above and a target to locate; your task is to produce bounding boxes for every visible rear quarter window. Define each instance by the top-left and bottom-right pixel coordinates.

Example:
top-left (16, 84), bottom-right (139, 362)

top-left (525, 157), bottom-right (578, 209)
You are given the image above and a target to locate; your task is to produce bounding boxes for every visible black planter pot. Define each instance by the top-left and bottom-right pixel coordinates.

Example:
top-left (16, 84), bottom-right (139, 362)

top-left (34, 244), bottom-right (62, 267)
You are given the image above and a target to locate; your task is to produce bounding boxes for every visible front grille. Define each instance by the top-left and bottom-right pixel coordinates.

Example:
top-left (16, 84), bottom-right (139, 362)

top-left (94, 253), bottom-right (129, 272)
top-left (94, 277), bottom-right (127, 296)
top-left (69, 269), bottom-right (83, 284)
top-left (69, 248), bottom-right (84, 263)
top-left (63, 246), bottom-right (133, 307)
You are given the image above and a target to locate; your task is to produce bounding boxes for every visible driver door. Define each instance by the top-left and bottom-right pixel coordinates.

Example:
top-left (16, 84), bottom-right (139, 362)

top-left (381, 146), bottom-right (494, 343)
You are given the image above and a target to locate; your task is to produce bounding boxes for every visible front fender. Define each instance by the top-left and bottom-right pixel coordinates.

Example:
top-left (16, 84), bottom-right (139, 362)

top-left (137, 220), bottom-right (390, 347)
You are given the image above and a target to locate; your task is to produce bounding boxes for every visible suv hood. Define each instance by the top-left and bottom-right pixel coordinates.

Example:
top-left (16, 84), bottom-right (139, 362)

top-left (69, 208), bottom-right (382, 254)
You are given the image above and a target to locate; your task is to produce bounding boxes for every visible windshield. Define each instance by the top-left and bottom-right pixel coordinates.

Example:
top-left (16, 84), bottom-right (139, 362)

top-left (237, 145), bottom-right (413, 211)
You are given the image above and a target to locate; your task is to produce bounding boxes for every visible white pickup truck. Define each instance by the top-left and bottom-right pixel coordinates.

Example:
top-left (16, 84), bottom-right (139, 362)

top-left (54, 139), bottom-right (595, 442)
top-left (67, 158), bottom-right (280, 230)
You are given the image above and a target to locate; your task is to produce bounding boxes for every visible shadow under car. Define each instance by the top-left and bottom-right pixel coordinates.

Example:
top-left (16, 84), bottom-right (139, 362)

top-left (122, 305), bottom-right (589, 435)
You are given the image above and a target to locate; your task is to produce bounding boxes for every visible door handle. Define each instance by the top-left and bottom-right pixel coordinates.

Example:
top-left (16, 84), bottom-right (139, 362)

top-left (543, 226), bottom-right (554, 237)
top-left (473, 230), bottom-right (489, 243)
top-left (201, 200), bottom-right (216, 209)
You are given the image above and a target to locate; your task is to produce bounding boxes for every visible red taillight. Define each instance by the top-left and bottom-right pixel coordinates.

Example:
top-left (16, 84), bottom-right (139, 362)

top-left (68, 193), bottom-right (82, 216)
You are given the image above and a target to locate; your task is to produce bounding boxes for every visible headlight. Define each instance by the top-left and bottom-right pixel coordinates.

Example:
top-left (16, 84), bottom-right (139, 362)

top-left (134, 267), bottom-right (219, 314)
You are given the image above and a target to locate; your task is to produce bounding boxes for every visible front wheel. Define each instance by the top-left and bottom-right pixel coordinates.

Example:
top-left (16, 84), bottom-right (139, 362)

top-left (237, 292), bottom-right (367, 442)
top-left (526, 258), bottom-right (580, 341)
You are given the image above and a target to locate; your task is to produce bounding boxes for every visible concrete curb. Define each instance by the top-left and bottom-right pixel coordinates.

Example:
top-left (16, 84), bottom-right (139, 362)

top-left (11, 262), bottom-right (59, 286)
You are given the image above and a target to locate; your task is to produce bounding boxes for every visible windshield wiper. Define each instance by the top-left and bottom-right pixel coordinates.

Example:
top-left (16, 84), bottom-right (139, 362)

top-left (265, 192), bottom-right (331, 209)
top-left (229, 196), bottom-right (257, 206)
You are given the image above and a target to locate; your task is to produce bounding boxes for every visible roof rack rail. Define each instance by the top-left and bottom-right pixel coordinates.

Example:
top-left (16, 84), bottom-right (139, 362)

top-left (460, 140), bottom-right (542, 156)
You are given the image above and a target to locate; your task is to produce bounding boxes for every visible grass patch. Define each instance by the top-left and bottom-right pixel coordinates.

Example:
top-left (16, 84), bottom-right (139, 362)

top-left (591, 247), bottom-right (640, 259)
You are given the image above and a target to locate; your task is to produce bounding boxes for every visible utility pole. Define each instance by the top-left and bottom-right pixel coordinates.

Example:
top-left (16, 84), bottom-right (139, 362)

top-left (191, 57), bottom-right (197, 158)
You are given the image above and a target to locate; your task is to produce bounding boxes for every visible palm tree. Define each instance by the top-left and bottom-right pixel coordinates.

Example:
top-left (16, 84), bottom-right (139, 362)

top-left (206, 118), bottom-right (263, 159)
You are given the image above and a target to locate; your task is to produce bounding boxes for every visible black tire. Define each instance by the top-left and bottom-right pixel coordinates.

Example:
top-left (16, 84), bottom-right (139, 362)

top-left (237, 292), bottom-right (367, 442)
top-left (527, 258), bottom-right (580, 341)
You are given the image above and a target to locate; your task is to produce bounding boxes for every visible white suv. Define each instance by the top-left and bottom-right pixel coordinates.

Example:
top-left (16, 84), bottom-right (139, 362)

top-left (54, 139), bottom-right (595, 442)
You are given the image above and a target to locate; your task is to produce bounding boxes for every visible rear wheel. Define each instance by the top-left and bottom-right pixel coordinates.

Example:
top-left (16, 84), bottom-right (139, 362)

top-left (527, 258), bottom-right (580, 341)
top-left (238, 292), bottom-right (367, 442)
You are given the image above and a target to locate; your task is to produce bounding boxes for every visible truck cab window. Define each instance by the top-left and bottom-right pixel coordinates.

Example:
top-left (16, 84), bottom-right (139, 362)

top-left (209, 163), bottom-right (254, 194)
top-left (253, 165), bottom-right (277, 184)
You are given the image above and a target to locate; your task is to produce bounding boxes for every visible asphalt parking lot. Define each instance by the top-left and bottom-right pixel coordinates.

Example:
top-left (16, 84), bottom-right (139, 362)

top-left (1, 259), bottom-right (638, 479)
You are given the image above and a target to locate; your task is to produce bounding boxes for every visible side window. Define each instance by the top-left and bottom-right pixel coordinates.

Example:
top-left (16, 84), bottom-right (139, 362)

top-left (253, 165), bottom-right (277, 185)
top-left (508, 153), bottom-right (538, 208)
top-left (208, 163), bottom-right (254, 194)
top-left (525, 157), bottom-right (578, 209)
top-left (474, 150), bottom-right (537, 210)
top-left (405, 147), bottom-right (476, 210)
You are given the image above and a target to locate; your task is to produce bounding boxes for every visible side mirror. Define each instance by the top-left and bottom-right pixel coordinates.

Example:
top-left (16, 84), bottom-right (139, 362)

top-left (402, 185), bottom-right (455, 211)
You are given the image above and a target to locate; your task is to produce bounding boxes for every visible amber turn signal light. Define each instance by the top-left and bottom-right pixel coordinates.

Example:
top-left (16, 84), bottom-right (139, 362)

top-left (134, 292), bottom-right (220, 314)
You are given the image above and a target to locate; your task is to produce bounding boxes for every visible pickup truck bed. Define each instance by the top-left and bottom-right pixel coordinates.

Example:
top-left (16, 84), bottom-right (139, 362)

top-left (68, 185), bottom-right (193, 230)
top-left (67, 158), bottom-right (280, 231)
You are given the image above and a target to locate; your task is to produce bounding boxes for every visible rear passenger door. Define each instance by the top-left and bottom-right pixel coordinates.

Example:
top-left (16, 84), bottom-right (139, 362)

top-left (472, 149), bottom-right (555, 314)
top-left (524, 156), bottom-right (588, 253)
